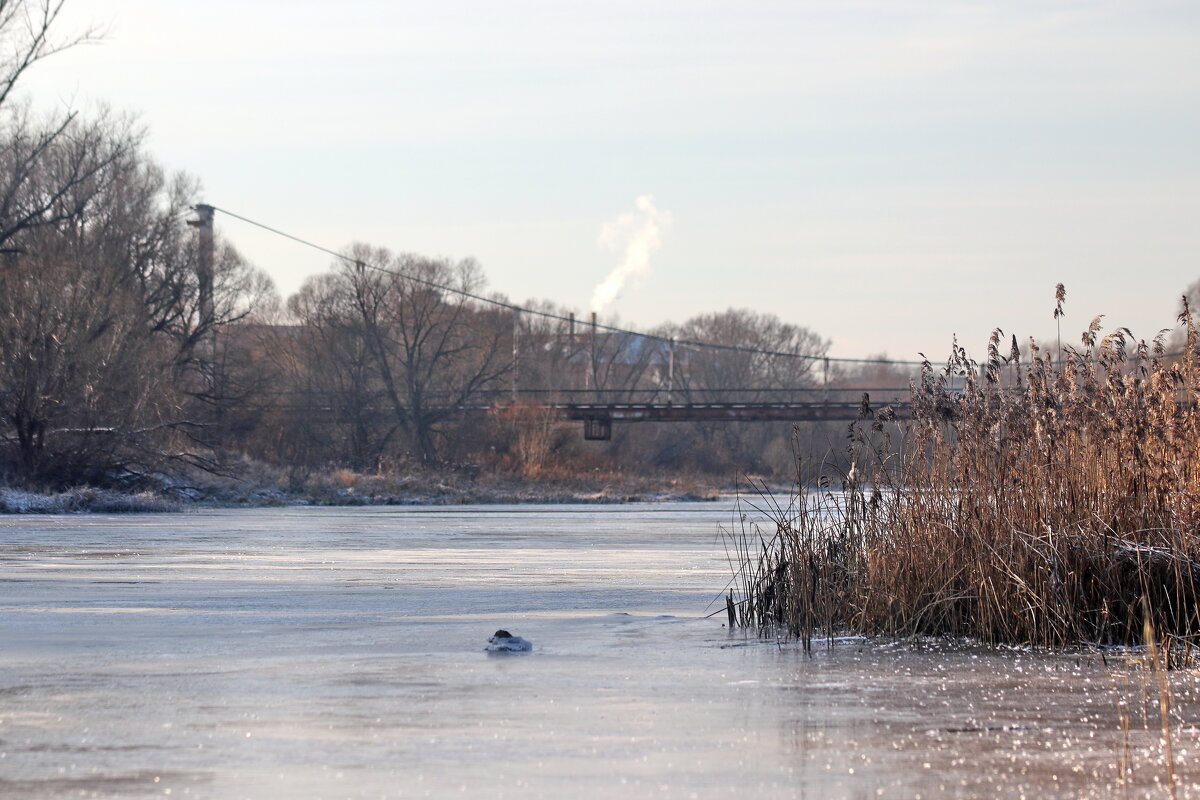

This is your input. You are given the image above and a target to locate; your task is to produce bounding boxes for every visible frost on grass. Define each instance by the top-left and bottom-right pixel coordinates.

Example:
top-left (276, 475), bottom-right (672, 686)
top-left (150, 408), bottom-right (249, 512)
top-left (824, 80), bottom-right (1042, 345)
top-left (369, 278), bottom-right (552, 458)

top-left (0, 487), bottom-right (179, 514)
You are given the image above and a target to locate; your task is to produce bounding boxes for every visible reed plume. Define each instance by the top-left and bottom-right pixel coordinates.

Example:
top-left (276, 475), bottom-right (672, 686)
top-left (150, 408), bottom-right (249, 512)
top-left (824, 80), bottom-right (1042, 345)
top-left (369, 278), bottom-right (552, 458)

top-left (730, 291), bottom-right (1200, 651)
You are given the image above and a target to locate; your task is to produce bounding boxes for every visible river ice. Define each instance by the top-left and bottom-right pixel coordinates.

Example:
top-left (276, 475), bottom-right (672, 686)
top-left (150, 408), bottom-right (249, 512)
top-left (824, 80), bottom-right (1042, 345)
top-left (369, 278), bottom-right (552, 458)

top-left (1, 503), bottom-right (1199, 798)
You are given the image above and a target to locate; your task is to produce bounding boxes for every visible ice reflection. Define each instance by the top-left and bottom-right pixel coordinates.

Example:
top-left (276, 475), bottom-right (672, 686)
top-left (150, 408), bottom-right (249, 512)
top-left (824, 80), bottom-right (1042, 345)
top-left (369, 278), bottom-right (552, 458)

top-left (1, 505), bottom-right (1198, 798)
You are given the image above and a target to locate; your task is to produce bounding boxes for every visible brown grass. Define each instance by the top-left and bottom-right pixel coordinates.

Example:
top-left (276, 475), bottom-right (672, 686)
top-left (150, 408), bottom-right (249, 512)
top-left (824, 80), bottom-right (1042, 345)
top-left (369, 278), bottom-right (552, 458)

top-left (729, 300), bottom-right (1200, 652)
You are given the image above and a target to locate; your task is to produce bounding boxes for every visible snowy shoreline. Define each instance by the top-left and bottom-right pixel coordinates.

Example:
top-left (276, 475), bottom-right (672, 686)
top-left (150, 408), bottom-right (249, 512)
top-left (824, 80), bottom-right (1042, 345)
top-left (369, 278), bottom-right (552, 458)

top-left (0, 476), bottom-right (730, 514)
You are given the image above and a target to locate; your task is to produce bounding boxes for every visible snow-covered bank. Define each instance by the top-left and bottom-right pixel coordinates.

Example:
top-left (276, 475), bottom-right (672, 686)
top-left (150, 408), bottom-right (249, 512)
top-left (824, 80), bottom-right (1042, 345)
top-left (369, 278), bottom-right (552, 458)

top-left (0, 486), bottom-right (182, 514)
top-left (0, 469), bottom-right (724, 513)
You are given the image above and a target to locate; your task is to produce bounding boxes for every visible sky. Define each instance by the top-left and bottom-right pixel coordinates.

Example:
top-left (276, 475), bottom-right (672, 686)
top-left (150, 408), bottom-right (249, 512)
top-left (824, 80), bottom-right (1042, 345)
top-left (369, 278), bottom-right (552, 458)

top-left (20, 0), bottom-right (1200, 361)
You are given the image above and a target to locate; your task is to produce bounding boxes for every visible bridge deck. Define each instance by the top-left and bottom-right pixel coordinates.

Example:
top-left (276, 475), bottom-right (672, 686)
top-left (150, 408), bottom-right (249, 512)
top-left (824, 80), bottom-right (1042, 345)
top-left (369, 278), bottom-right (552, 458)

top-left (279, 395), bottom-right (913, 441)
top-left (547, 399), bottom-right (911, 439)
top-left (556, 400), bottom-right (910, 423)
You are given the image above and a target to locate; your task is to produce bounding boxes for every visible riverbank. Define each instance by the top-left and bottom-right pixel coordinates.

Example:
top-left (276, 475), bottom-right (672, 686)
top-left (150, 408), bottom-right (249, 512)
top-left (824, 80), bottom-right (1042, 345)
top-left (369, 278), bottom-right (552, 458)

top-left (0, 467), bottom-right (727, 513)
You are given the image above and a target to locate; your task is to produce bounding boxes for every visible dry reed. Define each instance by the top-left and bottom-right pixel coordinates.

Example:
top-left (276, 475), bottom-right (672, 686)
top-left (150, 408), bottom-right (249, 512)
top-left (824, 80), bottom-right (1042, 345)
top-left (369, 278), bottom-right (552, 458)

top-left (730, 297), bottom-right (1200, 652)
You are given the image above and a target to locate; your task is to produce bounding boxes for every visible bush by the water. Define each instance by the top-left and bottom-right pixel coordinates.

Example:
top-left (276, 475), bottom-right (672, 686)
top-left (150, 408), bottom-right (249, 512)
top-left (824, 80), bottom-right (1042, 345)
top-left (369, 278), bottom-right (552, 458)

top-left (729, 302), bottom-right (1200, 650)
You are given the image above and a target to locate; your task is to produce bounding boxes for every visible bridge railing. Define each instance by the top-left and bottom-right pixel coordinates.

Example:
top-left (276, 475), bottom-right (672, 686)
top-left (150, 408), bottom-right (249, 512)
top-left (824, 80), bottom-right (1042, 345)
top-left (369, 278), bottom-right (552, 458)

top-left (265, 386), bottom-right (915, 417)
top-left (472, 386), bottom-right (913, 406)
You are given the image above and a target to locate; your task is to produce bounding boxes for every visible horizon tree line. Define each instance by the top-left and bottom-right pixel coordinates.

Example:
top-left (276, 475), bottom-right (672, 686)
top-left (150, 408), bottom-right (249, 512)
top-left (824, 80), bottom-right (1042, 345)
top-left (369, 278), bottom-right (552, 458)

top-left (0, 0), bottom-right (985, 488)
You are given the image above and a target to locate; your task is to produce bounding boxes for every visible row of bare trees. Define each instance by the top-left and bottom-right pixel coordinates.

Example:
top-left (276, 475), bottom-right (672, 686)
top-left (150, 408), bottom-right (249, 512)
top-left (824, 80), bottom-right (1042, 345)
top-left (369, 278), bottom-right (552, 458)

top-left (260, 270), bottom-right (843, 476)
top-left (0, 178), bottom-right (855, 486)
top-left (0, 0), bottom-right (865, 487)
top-left (0, 133), bottom-right (276, 484)
top-left (0, 114), bottom-right (844, 484)
top-left (0, 0), bottom-right (285, 486)
top-left (280, 249), bottom-right (511, 467)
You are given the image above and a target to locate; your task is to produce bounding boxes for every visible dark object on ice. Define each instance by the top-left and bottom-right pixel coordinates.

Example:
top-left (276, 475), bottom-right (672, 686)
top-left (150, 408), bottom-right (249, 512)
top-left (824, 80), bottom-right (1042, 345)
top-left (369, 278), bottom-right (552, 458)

top-left (487, 629), bottom-right (532, 653)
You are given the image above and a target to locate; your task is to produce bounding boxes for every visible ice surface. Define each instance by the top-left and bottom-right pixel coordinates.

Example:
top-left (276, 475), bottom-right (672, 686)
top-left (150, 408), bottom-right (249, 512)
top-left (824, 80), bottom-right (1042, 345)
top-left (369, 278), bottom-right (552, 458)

top-left (2, 503), bottom-right (1200, 799)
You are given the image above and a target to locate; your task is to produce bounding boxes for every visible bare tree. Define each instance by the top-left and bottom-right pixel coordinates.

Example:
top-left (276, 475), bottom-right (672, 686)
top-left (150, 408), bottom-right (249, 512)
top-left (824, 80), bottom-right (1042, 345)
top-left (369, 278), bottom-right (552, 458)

top-left (0, 1), bottom-right (118, 253)
top-left (509, 300), bottom-right (575, 404)
top-left (661, 308), bottom-right (830, 472)
top-left (582, 324), bottom-right (661, 402)
top-left (0, 131), bottom-right (179, 483)
top-left (288, 246), bottom-right (512, 465)
top-left (0, 108), bottom-right (279, 484)
top-left (0, 1), bottom-right (98, 110)
top-left (354, 250), bottom-right (511, 463)
top-left (673, 308), bottom-right (829, 402)
top-left (286, 272), bottom-right (392, 469)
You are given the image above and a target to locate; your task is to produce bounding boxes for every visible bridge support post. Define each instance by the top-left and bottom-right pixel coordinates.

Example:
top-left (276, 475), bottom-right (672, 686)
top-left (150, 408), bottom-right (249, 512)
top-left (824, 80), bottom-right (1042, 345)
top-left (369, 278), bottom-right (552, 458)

top-left (583, 417), bottom-right (612, 441)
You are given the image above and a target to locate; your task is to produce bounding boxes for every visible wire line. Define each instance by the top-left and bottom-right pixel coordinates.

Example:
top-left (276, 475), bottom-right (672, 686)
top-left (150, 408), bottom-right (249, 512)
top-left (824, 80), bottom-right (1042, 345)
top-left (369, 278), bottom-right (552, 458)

top-left (206, 205), bottom-right (1044, 367)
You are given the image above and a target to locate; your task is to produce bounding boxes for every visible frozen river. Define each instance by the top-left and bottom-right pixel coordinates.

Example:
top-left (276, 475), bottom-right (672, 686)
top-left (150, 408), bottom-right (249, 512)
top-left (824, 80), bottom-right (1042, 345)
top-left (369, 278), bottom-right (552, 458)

top-left (2, 503), bottom-right (1199, 799)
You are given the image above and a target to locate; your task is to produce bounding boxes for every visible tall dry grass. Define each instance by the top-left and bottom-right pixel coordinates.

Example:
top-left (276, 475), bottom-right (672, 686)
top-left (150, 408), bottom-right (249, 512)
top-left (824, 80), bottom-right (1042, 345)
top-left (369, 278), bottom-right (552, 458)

top-left (730, 300), bottom-right (1200, 651)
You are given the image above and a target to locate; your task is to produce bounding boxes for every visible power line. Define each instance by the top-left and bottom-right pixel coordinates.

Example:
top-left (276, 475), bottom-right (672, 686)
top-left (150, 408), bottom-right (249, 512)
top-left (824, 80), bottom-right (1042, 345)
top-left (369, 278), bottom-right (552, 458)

top-left (217, 205), bottom-right (1131, 368)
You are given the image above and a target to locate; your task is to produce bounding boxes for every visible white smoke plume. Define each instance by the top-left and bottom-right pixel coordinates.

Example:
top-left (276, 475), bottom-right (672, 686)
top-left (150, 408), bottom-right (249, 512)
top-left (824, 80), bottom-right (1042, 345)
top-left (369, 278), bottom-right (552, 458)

top-left (591, 195), bottom-right (672, 314)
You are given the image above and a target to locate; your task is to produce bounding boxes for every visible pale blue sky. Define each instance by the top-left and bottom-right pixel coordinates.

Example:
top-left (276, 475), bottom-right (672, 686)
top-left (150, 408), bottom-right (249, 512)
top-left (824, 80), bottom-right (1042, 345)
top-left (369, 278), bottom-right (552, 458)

top-left (22, 0), bottom-right (1200, 360)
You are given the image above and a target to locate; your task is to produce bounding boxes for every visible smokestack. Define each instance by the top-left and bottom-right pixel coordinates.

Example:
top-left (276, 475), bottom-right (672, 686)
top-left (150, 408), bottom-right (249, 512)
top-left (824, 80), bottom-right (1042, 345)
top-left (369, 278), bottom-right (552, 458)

top-left (586, 311), bottom-right (597, 391)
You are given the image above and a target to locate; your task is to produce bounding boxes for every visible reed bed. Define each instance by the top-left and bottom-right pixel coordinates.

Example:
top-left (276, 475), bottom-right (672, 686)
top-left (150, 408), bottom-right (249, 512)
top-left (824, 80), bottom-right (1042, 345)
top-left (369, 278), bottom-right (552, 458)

top-left (729, 301), bottom-right (1200, 651)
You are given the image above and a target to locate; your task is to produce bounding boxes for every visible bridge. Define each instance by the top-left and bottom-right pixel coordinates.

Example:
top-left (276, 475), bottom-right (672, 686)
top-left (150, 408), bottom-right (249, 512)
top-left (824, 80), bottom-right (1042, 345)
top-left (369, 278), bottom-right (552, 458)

top-left (558, 400), bottom-right (910, 440)
top-left (472, 388), bottom-right (912, 439)
top-left (208, 206), bottom-right (927, 445)
top-left (278, 387), bottom-right (914, 441)
top-left (193, 206), bottom-right (1181, 455)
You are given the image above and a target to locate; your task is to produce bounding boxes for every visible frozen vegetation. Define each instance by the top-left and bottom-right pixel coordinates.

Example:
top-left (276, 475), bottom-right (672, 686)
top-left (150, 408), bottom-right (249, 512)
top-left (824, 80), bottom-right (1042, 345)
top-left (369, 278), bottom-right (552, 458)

top-left (0, 486), bottom-right (181, 514)
top-left (0, 466), bottom-right (723, 513)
